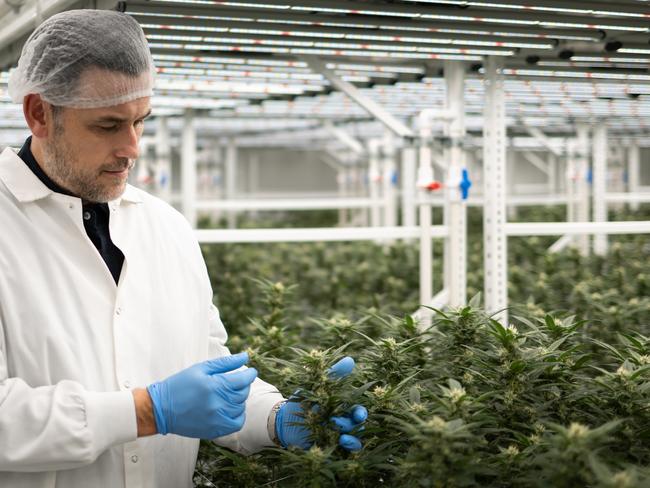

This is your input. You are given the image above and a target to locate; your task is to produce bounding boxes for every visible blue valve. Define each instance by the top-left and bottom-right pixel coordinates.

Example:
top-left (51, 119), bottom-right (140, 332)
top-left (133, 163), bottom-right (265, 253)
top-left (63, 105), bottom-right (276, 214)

top-left (391, 170), bottom-right (399, 186)
top-left (459, 168), bottom-right (472, 200)
top-left (586, 168), bottom-right (593, 184)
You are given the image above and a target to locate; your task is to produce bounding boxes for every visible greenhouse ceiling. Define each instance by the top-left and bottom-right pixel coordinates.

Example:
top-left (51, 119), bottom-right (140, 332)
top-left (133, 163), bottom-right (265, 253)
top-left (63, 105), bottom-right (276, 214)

top-left (1, 0), bottom-right (649, 147)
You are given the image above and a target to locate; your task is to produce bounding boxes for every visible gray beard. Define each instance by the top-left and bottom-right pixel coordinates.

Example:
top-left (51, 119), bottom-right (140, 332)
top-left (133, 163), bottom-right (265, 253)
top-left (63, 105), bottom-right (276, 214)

top-left (43, 135), bottom-right (132, 203)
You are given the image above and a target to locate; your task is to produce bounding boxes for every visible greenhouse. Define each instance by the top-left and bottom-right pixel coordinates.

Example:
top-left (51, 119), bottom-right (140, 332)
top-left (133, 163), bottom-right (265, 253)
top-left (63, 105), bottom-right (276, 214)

top-left (0, 0), bottom-right (649, 487)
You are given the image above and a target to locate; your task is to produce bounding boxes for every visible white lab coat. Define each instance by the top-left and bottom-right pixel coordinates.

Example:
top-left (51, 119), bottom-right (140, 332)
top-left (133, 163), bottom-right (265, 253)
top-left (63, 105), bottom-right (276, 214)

top-left (0, 147), bottom-right (284, 488)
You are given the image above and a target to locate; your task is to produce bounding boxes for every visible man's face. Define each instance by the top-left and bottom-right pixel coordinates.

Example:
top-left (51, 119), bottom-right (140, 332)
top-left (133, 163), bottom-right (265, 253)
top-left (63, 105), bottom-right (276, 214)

top-left (42, 94), bottom-right (151, 203)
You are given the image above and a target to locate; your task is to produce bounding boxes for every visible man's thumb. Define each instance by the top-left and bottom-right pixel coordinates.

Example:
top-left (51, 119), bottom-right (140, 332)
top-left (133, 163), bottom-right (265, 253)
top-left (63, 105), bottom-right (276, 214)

top-left (202, 352), bottom-right (249, 374)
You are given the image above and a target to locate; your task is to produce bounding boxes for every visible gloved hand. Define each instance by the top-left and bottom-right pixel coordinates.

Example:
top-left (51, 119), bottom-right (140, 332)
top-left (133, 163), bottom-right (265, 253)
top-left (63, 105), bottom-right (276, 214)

top-left (275, 356), bottom-right (368, 451)
top-left (147, 351), bottom-right (257, 439)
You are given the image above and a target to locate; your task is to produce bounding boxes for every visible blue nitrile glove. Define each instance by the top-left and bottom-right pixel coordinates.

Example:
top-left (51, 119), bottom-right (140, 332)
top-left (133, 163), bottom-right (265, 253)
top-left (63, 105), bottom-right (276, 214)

top-left (147, 351), bottom-right (257, 439)
top-left (275, 356), bottom-right (368, 451)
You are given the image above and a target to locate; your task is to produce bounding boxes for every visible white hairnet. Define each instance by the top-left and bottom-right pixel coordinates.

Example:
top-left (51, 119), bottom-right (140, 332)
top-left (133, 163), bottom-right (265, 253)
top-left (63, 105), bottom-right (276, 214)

top-left (8, 9), bottom-right (155, 109)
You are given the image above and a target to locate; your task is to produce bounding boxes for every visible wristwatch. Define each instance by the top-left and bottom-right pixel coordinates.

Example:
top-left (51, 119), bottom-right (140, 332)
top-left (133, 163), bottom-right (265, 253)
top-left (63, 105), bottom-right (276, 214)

top-left (267, 400), bottom-right (286, 447)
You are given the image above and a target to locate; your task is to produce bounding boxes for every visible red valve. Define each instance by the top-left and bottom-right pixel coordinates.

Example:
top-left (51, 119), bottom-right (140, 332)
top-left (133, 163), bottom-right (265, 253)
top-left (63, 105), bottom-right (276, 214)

top-left (426, 181), bottom-right (443, 191)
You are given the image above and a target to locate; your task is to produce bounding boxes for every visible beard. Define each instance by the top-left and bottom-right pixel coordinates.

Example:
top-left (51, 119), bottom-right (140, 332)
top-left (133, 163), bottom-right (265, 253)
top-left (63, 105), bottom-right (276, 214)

top-left (42, 127), bottom-right (133, 203)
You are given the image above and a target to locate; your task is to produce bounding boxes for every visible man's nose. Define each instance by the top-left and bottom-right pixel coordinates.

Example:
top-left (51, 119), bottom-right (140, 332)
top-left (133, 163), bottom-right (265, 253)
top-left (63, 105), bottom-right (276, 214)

top-left (114, 126), bottom-right (140, 160)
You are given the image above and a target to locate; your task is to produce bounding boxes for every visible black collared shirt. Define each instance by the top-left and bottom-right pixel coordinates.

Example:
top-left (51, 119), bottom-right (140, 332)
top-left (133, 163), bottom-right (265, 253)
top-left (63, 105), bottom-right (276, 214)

top-left (18, 137), bottom-right (124, 284)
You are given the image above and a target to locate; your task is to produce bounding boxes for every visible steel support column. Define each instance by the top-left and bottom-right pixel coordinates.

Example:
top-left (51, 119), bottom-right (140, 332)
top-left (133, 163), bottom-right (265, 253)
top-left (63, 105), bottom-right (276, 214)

top-left (629, 142), bottom-right (641, 211)
top-left (592, 123), bottom-right (608, 256)
top-left (382, 133), bottom-right (398, 228)
top-left (401, 144), bottom-right (417, 228)
top-left (418, 123), bottom-right (434, 325)
top-left (483, 56), bottom-right (508, 323)
top-left (576, 124), bottom-right (591, 255)
top-left (368, 139), bottom-right (382, 227)
top-left (443, 60), bottom-right (467, 308)
top-left (337, 165), bottom-right (348, 226)
top-left (155, 116), bottom-right (171, 202)
top-left (548, 153), bottom-right (557, 195)
top-left (181, 109), bottom-right (197, 227)
top-left (566, 139), bottom-right (577, 224)
top-left (248, 153), bottom-right (260, 220)
top-left (225, 139), bottom-right (237, 229)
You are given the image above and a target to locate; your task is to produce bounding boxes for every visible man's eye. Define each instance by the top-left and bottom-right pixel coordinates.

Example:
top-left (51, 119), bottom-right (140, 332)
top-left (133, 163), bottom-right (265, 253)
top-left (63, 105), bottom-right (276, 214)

top-left (98, 125), bottom-right (119, 132)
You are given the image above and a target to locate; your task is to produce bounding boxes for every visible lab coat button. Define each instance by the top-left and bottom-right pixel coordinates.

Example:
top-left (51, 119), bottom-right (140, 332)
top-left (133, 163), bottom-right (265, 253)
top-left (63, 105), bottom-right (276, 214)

top-left (123, 380), bottom-right (131, 389)
top-left (131, 455), bottom-right (138, 463)
top-left (115, 307), bottom-right (122, 315)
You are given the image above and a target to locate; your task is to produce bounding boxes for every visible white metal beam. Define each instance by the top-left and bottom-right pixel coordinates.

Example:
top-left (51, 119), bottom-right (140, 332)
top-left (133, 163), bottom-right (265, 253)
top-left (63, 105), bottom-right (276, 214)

top-left (302, 55), bottom-right (415, 139)
top-left (605, 192), bottom-right (650, 204)
top-left (506, 221), bottom-right (650, 236)
top-left (483, 56), bottom-right (508, 324)
top-left (320, 153), bottom-right (344, 171)
top-left (196, 225), bottom-right (448, 244)
top-left (521, 151), bottom-right (551, 176)
top-left (432, 150), bottom-right (448, 172)
top-left (323, 122), bottom-right (365, 157)
top-left (196, 198), bottom-right (375, 211)
top-left (520, 122), bottom-right (562, 157)
top-left (548, 234), bottom-right (574, 254)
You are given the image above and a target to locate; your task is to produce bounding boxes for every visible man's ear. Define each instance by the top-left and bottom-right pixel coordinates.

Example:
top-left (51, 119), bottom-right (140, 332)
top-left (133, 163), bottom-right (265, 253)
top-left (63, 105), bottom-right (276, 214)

top-left (23, 94), bottom-right (54, 138)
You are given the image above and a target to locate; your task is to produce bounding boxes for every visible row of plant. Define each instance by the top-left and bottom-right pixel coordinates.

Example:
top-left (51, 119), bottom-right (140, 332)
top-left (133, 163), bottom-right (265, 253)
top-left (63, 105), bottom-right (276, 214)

top-left (194, 204), bottom-right (649, 486)
top-left (195, 282), bottom-right (650, 487)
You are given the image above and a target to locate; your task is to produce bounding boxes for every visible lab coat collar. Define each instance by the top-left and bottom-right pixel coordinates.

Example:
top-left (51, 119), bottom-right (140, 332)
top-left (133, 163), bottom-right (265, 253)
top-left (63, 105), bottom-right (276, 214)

top-left (0, 147), bottom-right (142, 205)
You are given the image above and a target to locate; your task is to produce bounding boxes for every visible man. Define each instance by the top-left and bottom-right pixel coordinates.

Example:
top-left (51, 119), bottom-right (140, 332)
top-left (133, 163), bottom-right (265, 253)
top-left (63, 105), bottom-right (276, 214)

top-left (0, 9), bottom-right (366, 488)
